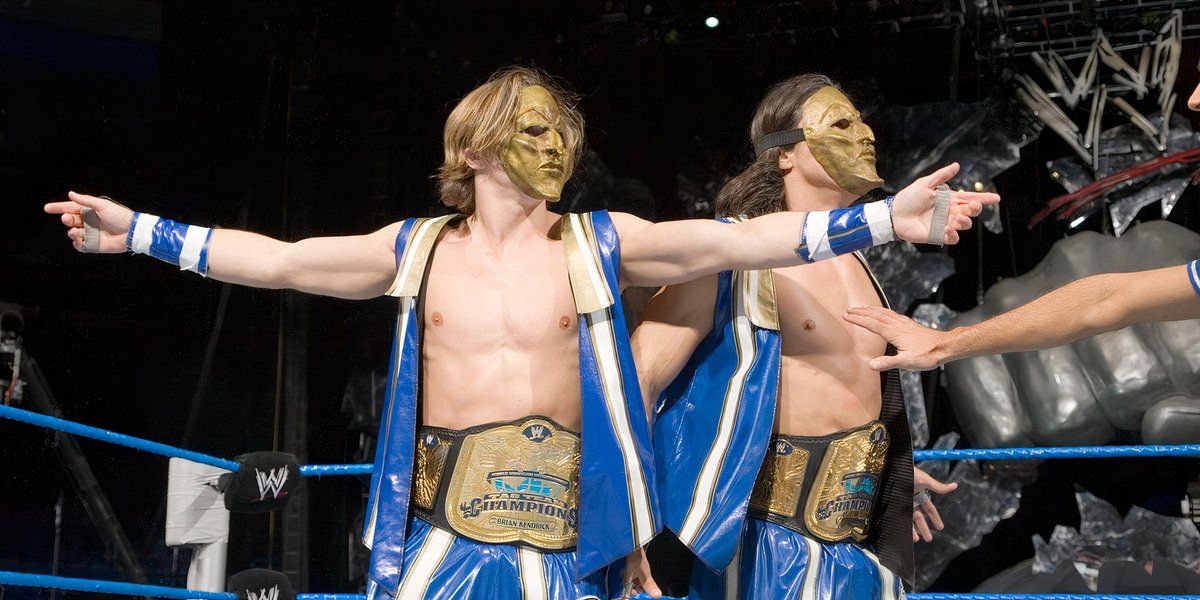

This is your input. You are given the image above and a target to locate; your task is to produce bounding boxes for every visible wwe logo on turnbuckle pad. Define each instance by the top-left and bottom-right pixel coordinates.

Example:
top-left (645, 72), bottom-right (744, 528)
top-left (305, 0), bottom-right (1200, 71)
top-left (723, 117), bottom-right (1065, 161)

top-left (255, 466), bottom-right (290, 500)
top-left (247, 586), bottom-right (279, 600)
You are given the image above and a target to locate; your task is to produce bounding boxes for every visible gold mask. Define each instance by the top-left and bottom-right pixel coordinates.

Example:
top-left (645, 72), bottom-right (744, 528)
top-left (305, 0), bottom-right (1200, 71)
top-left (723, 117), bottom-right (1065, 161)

top-left (801, 87), bottom-right (883, 196)
top-left (500, 85), bottom-right (567, 201)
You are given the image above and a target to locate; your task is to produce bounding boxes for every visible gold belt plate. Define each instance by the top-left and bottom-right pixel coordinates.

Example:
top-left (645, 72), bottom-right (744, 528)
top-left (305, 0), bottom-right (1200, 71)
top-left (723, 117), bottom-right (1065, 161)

top-left (749, 438), bottom-right (810, 517)
top-left (803, 422), bottom-right (890, 543)
top-left (444, 419), bottom-right (580, 549)
top-left (413, 430), bottom-right (449, 510)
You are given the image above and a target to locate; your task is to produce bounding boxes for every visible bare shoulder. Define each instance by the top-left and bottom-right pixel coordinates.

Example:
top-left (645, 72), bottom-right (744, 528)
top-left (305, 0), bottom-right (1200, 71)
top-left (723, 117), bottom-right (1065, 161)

top-left (607, 211), bottom-right (653, 238)
top-left (368, 221), bottom-right (406, 249)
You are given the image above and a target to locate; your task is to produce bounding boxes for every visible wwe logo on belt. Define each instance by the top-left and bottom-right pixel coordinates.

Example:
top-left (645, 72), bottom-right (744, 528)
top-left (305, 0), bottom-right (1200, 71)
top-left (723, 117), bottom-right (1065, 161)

top-left (247, 586), bottom-right (279, 600)
top-left (255, 466), bottom-right (290, 501)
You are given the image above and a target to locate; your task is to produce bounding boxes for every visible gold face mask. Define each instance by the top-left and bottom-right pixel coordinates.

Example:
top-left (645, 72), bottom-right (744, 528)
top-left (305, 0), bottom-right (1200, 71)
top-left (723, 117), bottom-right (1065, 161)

top-left (801, 86), bottom-right (883, 196)
top-left (500, 85), bottom-right (567, 201)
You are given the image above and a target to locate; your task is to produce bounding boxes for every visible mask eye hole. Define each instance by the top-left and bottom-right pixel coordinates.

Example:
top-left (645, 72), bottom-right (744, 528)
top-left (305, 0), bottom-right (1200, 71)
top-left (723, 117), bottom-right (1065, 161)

top-left (522, 125), bottom-right (548, 137)
top-left (832, 119), bottom-right (851, 130)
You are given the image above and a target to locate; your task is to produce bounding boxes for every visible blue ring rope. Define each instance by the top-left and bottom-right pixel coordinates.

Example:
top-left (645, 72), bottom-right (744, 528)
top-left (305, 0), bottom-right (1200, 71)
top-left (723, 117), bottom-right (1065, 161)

top-left (0, 404), bottom-right (240, 471)
top-left (0, 570), bottom-right (231, 600)
top-left (306, 443), bottom-right (1200, 476)
top-left (0, 571), bottom-right (681, 600)
top-left (914, 444), bottom-right (1200, 461)
top-left (299, 464), bottom-right (372, 476)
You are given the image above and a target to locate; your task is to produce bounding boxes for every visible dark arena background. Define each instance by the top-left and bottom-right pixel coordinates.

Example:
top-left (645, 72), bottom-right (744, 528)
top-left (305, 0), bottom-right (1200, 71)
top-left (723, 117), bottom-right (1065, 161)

top-left (3, 0), bottom-right (1200, 598)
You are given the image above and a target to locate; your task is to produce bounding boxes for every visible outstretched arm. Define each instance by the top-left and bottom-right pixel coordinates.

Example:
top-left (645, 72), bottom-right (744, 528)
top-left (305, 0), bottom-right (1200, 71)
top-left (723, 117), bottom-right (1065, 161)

top-left (844, 263), bottom-right (1200, 371)
top-left (45, 192), bottom-right (401, 300)
top-left (614, 163), bottom-right (998, 288)
top-left (630, 276), bottom-right (718, 414)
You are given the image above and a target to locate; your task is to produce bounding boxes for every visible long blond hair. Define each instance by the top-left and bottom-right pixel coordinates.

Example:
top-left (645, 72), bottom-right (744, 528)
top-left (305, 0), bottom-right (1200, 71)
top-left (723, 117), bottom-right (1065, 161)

top-left (715, 74), bottom-right (835, 218)
top-left (437, 66), bottom-right (585, 213)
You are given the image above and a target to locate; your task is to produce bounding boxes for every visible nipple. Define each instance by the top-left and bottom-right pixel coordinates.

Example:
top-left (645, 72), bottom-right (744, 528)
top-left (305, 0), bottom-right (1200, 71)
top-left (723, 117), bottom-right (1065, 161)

top-left (559, 316), bottom-right (572, 329)
top-left (803, 319), bottom-right (816, 331)
top-left (432, 312), bottom-right (444, 326)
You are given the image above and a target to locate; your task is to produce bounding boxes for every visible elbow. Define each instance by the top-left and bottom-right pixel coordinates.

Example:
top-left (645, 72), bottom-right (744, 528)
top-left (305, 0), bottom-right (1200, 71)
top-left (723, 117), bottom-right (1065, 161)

top-left (1078, 275), bottom-right (1133, 334)
top-left (249, 246), bottom-right (293, 290)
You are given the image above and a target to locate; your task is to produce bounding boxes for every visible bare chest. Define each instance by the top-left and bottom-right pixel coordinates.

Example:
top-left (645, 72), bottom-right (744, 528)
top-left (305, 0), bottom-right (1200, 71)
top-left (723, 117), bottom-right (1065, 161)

top-left (422, 238), bottom-right (579, 350)
top-left (772, 256), bottom-right (887, 357)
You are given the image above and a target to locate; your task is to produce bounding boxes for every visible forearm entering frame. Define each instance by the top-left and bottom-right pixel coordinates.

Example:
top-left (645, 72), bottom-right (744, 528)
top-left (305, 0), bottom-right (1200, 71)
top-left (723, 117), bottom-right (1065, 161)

top-left (944, 266), bottom-right (1200, 362)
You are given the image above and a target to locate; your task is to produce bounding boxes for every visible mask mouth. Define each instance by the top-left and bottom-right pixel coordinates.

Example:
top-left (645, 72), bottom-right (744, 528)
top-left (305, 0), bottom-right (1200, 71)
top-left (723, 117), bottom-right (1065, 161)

top-left (540, 161), bottom-right (564, 174)
top-left (858, 147), bottom-right (876, 161)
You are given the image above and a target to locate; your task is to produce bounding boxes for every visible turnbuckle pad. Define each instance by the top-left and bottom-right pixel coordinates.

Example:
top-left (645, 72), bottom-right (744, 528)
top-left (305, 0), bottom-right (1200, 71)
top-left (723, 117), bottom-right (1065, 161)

top-left (217, 451), bottom-right (301, 513)
top-left (228, 568), bottom-right (296, 600)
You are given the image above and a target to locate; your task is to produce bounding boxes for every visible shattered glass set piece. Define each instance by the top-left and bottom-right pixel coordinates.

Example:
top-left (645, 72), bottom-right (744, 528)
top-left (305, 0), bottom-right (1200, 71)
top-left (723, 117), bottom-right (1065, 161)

top-left (1032, 489), bottom-right (1200, 590)
top-left (1108, 172), bottom-right (1193, 236)
top-left (981, 203), bottom-right (1003, 234)
top-left (860, 242), bottom-right (955, 315)
top-left (874, 96), bottom-right (1042, 193)
top-left (1045, 114), bottom-right (1200, 234)
top-left (912, 303), bottom-right (959, 331)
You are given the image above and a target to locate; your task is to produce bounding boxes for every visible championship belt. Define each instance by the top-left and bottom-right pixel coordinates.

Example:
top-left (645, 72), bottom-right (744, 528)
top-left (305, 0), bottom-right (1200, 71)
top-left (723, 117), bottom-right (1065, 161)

top-left (748, 420), bottom-right (889, 544)
top-left (411, 416), bottom-right (581, 551)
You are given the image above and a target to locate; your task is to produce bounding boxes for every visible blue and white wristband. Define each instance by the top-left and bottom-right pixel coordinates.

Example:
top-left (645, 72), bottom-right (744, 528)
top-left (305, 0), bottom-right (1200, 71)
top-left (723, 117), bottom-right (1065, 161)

top-left (795, 198), bottom-right (895, 263)
top-left (125, 212), bottom-right (213, 276)
top-left (1187, 259), bottom-right (1200, 297)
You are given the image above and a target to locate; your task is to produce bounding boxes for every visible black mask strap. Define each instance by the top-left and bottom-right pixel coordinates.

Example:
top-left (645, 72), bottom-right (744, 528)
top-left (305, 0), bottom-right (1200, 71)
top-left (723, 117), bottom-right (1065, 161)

top-left (753, 128), bottom-right (806, 156)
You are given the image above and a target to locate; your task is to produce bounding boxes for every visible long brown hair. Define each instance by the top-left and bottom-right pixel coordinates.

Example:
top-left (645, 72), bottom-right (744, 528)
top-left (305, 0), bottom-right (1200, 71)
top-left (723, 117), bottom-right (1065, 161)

top-left (437, 66), bottom-right (585, 214)
top-left (715, 74), bottom-right (835, 218)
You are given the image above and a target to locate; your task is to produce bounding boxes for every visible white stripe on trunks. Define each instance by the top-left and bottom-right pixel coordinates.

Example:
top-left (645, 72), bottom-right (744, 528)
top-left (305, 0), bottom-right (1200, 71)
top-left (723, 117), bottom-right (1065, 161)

top-left (799, 536), bottom-right (822, 600)
top-left (519, 547), bottom-right (548, 600)
top-left (396, 527), bottom-right (454, 600)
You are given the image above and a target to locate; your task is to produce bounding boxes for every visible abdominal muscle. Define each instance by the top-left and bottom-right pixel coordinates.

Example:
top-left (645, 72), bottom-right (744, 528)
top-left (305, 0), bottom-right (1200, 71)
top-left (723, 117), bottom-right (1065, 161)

top-left (774, 354), bottom-right (882, 436)
top-left (416, 225), bottom-right (584, 432)
top-left (421, 341), bottom-right (583, 432)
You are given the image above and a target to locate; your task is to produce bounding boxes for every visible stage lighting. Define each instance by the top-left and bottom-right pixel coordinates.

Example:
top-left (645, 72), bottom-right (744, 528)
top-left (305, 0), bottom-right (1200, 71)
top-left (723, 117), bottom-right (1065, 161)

top-left (705, 16), bottom-right (719, 28)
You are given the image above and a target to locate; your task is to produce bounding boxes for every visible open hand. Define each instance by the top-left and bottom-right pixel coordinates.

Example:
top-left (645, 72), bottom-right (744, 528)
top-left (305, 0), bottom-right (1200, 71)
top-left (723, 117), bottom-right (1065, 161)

top-left (913, 466), bottom-right (958, 542)
top-left (43, 192), bottom-right (134, 253)
top-left (621, 547), bottom-right (661, 599)
top-left (891, 163), bottom-right (1000, 246)
top-left (842, 306), bottom-right (951, 371)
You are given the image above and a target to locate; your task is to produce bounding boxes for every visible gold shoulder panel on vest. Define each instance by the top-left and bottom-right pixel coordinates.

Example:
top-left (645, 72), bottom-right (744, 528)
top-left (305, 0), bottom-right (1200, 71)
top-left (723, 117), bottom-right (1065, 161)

top-left (385, 215), bottom-right (463, 298)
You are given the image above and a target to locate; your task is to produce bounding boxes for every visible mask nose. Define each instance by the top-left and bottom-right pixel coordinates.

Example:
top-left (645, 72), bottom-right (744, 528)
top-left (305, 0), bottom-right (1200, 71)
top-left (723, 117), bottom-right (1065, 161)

top-left (855, 122), bottom-right (876, 145)
top-left (544, 129), bottom-right (565, 159)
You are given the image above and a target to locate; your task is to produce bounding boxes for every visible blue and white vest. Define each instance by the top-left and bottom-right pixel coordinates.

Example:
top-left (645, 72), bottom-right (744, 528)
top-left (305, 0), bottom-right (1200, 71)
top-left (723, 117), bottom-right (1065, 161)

top-left (654, 264), bottom-right (782, 573)
top-left (362, 211), bottom-right (661, 595)
top-left (655, 248), bottom-right (914, 585)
